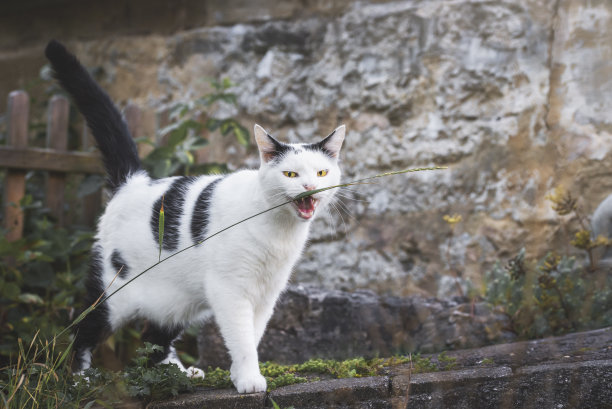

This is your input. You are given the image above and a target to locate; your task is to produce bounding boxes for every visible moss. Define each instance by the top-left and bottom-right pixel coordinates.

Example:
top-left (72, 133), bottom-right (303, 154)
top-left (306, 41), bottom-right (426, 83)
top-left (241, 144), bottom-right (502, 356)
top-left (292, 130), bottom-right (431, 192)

top-left (190, 353), bottom-right (457, 392)
top-left (437, 351), bottom-right (458, 371)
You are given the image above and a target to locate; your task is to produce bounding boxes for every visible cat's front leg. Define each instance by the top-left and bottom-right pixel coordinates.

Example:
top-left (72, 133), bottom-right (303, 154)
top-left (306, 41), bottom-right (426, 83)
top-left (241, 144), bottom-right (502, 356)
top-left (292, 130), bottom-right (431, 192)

top-left (253, 299), bottom-right (277, 347)
top-left (210, 291), bottom-right (266, 393)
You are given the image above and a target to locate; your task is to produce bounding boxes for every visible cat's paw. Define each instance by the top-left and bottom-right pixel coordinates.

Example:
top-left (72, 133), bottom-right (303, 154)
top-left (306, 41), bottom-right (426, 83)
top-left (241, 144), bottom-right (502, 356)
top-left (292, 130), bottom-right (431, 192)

top-left (232, 372), bottom-right (267, 393)
top-left (186, 366), bottom-right (205, 378)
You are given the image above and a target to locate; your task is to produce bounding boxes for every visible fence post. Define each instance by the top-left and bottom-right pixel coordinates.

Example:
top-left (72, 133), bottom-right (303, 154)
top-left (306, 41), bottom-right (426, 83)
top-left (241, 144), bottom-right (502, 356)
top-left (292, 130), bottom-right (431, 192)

top-left (3, 91), bottom-right (29, 241)
top-left (45, 95), bottom-right (69, 226)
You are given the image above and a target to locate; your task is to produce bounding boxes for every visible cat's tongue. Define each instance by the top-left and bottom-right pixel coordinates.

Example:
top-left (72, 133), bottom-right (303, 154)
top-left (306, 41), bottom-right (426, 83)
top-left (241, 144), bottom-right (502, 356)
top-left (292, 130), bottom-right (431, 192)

top-left (294, 196), bottom-right (317, 219)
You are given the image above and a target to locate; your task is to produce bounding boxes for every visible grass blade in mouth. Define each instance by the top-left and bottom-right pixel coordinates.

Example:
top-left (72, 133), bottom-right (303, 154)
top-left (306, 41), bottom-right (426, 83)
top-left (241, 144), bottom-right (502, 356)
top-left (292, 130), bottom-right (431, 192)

top-left (292, 166), bottom-right (447, 201)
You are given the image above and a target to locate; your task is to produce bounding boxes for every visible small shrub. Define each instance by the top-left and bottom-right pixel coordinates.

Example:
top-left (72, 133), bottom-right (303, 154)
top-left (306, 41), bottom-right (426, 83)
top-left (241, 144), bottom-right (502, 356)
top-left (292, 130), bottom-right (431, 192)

top-left (123, 343), bottom-right (194, 401)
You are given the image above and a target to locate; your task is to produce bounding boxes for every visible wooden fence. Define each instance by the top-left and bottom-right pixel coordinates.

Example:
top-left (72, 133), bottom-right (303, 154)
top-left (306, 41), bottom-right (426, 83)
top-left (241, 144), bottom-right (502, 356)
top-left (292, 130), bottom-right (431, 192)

top-left (0, 90), bottom-right (142, 241)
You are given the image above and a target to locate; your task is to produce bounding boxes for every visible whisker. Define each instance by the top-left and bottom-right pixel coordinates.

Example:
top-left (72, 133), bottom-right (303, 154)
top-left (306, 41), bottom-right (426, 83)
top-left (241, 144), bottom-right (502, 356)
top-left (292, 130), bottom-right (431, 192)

top-left (328, 200), bottom-right (349, 234)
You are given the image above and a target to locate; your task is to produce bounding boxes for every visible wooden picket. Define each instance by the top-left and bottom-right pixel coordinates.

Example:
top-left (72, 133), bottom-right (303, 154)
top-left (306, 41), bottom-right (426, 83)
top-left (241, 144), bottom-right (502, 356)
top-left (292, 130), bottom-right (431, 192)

top-left (1, 90), bottom-right (143, 241)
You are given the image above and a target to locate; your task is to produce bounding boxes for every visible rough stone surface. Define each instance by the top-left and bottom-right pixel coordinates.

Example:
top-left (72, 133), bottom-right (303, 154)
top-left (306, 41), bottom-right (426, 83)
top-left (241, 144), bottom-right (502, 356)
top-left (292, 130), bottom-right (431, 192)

top-left (147, 328), bottom-right (612, 409)
top-left (269, 377), bottom-right (390, 409)
top-left (151, 388), bottom-right (266, 409)
top-left (197, 285), bottom-right (515, 369)
top-left (3, 0), bottom-right (612, 297)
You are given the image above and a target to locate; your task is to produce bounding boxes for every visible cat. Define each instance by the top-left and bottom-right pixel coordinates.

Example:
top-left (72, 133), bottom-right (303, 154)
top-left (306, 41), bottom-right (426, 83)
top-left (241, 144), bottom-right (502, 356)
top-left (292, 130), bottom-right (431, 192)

top-left (44, 40), bottom-right (345, 393)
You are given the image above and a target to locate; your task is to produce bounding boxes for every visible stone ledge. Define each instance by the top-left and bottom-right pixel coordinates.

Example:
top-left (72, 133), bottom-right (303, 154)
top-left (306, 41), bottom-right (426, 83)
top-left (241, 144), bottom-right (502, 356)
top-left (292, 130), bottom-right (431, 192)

top-left (391, 366), bottom-right (513, 396)
top-left (269, 376), bottom-right (390, 409)
top-left (149, 327), bottom-right (612, 409)
top-left (149, 388), bottom-right (266, 409)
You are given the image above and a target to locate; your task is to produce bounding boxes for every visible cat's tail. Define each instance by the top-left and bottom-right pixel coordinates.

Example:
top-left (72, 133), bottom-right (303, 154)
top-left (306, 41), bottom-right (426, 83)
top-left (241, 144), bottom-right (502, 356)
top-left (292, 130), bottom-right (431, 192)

top-left (45, 40), bottom-right (143, 192)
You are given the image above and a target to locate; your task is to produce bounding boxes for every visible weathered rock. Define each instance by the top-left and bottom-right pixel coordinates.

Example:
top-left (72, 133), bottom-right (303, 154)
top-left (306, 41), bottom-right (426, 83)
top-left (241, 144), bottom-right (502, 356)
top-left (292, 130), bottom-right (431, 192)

top-left (197, 285), bottom-right (514, 369)
top-left (151, 388), bottom-right (265, 409)
top-left (269, 377), bottom-right (391, 409)
top-left (2, 0), bottom-right (612, 297)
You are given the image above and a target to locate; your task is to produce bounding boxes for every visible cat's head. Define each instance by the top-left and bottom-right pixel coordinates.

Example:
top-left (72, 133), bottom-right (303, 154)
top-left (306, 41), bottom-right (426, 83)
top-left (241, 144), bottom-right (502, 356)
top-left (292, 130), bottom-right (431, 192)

top-left (254, 124), bottom-right (345, 222)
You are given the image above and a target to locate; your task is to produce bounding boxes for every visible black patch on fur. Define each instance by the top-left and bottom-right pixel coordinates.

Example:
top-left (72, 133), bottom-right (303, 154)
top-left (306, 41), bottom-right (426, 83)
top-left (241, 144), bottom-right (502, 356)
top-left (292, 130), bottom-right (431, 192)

top-left (151, 177), bottom-right (197, 252)
top-left (304, 129), bottom-right (336, 159)
top-left (266, 133), bottom-right (295, 164)
top-left (45, 40), bottom-right (142, 193)
top-left (111, 250), bottom-right (129, 279)
top-left (191, 178), bottom-right (224, 245)
top-left (71, 244), bottom-right (111, 371)
top-left (141, 322), bottom-right (184, 365)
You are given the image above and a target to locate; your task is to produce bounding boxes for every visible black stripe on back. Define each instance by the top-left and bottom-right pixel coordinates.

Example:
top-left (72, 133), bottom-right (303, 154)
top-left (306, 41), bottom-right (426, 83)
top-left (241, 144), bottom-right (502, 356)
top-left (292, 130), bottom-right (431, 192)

top-left (151, 177), bottom-right (197, 252)
top-left (110, 250), bottom-right (129, 279)
top-left (191, 178), bottom-right (224, 245)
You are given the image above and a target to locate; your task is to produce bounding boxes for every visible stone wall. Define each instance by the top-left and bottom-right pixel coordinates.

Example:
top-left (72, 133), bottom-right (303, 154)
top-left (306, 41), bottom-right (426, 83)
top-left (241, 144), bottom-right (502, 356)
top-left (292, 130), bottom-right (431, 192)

top-left (197, 285), bottom-right (515, 368)
top-left (2, 0), bottom-right (611, 297)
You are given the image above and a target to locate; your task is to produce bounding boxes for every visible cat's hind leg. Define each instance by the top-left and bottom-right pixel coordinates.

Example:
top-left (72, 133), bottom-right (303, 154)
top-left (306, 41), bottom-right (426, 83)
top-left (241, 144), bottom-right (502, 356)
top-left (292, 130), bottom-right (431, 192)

top-left (72, 246), bottom-right (112, 373)
top-left (142, 322), bottom-right (204, 378)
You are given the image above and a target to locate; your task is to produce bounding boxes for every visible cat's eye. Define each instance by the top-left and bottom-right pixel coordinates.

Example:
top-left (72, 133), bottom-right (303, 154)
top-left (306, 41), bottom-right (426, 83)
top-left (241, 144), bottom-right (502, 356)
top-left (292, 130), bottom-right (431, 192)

top-left (283, 171), bottom-right (298, 178)
top-left (317, 169), bottom-right (328, 177)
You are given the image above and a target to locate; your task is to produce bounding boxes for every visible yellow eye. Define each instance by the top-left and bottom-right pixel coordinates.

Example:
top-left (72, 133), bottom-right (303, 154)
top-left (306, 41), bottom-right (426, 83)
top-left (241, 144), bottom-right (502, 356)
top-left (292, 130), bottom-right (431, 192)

top-left (317, 169), bottom-right (328, 177)
top-left (283, 171), bottom-right (298, 178)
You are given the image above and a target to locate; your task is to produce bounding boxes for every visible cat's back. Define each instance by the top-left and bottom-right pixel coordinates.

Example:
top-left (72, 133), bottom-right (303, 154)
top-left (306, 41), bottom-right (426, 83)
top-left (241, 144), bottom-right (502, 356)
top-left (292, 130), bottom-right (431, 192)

top-left (96, 170), bottom-right (259, 263)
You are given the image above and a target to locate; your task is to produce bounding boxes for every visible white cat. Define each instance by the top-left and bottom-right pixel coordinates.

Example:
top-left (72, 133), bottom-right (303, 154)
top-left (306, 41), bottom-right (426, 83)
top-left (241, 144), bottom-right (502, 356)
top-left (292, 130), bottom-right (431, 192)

top-left (45, 40), bottom-right (344, 393)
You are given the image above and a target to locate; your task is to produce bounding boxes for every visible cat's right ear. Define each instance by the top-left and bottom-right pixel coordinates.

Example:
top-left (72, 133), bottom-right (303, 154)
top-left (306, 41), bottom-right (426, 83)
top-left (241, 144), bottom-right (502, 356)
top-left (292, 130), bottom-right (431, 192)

top-left (254, 124), bottom-right (290, 164)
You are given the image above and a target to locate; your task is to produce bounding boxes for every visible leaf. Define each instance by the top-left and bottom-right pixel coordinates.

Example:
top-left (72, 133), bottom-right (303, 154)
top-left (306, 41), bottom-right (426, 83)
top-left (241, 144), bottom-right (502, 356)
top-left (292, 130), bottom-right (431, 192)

top-left (152, 159), bottom-right (172, 178)
top-left (176, 151), bottom-right (195, 166)
top-left (145, 146), bottom-right (175, 162)
top-left (205, 118), bottom-right (221, 132)
top-left (221, 77), bottom-right (233, 89)
top-left (232, 123), bottom-right (250, 147)
top-left (83, 401), bottom-right (96, 409)
top-left (158, 197), bottom-right (165, 262)
top-left (167, 126), bottom-right (188, 148)
top-left (18, 293), bottom-right (44, 305)
top-left (133, 136), bottom-right (156, 146)
top-left (77, 174), bottom-right (105, 198)
top-left (220, 119), bottom-right (232, 136)
top-left (158, 121), bottom-right (183, 139)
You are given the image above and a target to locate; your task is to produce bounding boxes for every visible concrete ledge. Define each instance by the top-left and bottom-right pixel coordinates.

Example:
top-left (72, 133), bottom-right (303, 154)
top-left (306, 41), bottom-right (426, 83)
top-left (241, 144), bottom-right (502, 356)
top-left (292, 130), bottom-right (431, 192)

top-left (269, 376), bottom-right (390, 409)
top-left (151, 388), bottom-right (266, 409)
top-left (150, 328), bottom-right (612, 409)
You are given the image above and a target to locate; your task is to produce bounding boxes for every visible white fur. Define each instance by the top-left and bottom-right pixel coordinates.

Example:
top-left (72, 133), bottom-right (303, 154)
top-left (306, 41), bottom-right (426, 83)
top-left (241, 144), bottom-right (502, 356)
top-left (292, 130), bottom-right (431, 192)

top-left (83, 125), bottom-right (344, 393)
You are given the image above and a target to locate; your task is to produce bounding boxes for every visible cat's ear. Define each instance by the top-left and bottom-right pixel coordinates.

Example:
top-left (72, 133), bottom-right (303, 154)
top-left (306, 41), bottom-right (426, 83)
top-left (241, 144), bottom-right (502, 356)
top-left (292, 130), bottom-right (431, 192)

top-left (313, 125), bottom-right (345, 159)
top-left (254, 124), bottom-right (291, 164)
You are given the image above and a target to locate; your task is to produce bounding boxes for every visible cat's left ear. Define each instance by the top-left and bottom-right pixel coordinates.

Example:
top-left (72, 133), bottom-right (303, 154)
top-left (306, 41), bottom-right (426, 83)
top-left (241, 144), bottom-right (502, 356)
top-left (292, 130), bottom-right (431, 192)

top-left (314, 125), bottom-right (345, 159)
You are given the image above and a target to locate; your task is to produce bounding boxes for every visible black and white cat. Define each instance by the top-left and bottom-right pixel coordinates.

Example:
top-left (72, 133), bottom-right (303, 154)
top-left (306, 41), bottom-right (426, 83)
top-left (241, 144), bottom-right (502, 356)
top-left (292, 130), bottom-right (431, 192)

top-left (45, 40), bottom-right (345, 393)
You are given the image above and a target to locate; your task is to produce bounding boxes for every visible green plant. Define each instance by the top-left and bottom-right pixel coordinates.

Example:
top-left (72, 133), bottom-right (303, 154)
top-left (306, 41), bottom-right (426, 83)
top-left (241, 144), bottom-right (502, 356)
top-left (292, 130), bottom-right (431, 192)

top-left (486, 249), bottom-right (612, 338)
top-left (0, 332), bottom-right (118, 409)
top-left (485, 186), bottom-right (612, 339)
top-left (139, 78), bottom-right (249, 179)
top-left (436, 351), bottom-right (458, 371)
top-left (123, 342), bottom-right (194, 401)
top-left (0, 194), bottom-right (94, 367)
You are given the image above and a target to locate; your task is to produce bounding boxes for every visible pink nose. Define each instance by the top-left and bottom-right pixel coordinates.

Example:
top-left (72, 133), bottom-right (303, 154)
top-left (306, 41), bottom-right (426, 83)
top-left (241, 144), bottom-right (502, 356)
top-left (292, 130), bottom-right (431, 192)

top-left (303, 184), bottom-right (316, 191)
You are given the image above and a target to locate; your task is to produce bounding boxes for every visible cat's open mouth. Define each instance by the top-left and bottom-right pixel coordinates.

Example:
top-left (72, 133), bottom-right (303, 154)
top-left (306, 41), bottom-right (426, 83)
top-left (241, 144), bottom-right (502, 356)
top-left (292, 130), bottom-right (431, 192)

top-left (292, 196), bottom-right (319, 220)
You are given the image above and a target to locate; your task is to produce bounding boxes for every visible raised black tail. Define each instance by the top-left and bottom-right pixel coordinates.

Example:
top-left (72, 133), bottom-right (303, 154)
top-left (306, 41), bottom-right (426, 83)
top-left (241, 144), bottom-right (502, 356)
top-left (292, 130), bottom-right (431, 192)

top-left (45, 40), bottom-right (142, 192)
